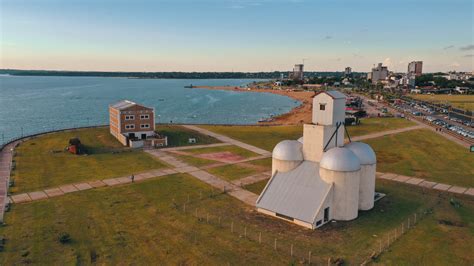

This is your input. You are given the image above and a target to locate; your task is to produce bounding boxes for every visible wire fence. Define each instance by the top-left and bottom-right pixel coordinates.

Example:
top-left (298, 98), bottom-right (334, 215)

top-left (162, 187), bottom-right (435, 265)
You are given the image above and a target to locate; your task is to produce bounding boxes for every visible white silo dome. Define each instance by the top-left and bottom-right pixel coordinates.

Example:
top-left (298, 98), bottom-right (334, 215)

top-left (345, 142), bottom-right (376, 165)
top-left (320, 147), bottom-right (361, 172)
top-left (297, 136), bottom-right (303, 143)
top-left (273, 140), bottom-right (303, 161)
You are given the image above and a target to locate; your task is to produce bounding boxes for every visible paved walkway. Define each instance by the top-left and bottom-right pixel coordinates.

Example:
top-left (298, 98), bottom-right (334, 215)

top-left (0, 140), bottom-right (20, 222)
top-left (350, 125), bottom-right (424, 142)
top-left (377, 172), bottom-right (474, 197)
top-left (160, 142), bottom-right (231, 152)
top-left (231, 172), bottom-right (271, 187)
top-left (182, 125), bottom-right (272, 156)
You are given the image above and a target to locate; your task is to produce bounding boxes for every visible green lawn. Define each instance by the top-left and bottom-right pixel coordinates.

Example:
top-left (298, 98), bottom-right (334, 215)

top-left (245, 178), bottom-right (269, 195)
top-left (346, 117), bottom-right (415, 138)
top-left (246, 157), bottom-right (272, 169)
top-left (365, 129), bottom-right (474, 187)
top-left (184, 145), bottom-right (258, 158)
top-left (201, 118), bottom-right (415, 152)
top-left (174, 154), bottom-right (219, 167)
top-left (207, 164), bottom-right (259, 181)
top-left (156, 125), bottom-right (220, 147)
top-left (11, 128), bottom-right (167, 193)
top-left (410, 94), bottom-right (474, 111)
top-left (1, 174), bottom-right (471, 264)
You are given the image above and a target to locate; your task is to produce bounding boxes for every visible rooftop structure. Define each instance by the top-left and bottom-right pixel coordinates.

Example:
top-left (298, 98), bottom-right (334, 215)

top-left (256, 91), bottom-right (378, 229)
top-left (289, 64), bottom-right (304, 81)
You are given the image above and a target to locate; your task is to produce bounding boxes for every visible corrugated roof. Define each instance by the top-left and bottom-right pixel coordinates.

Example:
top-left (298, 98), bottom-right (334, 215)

top-left (110, 100), bottom-right (137, 110)
top-left (314, 90), bottom-right (346, 99)
top-left (256, 161), bottom-right (332, 224)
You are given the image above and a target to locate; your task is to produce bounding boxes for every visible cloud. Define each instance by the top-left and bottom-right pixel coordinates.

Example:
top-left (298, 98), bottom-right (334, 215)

top-left (464, 54), bottom-right (474, 57)
top-left (383, 57), bottom-right (393, 68)
top-left (449, 62), bottom-right (460, 68)
top-left (443, 45), bottom-right (454, 50)
top-left (459, 45), bottom-right (474, 51)
top-left (324, 35), bottom-right (332, 40)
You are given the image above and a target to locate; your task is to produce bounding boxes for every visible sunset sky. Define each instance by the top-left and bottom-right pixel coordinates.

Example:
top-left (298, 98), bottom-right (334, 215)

top-left (1, 0), bottom-right (473, 72)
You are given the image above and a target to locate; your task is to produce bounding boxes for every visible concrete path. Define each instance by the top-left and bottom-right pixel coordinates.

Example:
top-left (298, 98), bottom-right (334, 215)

top-left (377, 172), bottom-right (473, 197)
top-left (231, 172), bottom-right (271, 187)
top-left (0, 140), bottom-right (20, 222)
top-left (159, 142), bottom-right (231, 152)
top-left (182, 125), bottom-right (272, 156)
top-left (350, 125), bottom-right (424, 142)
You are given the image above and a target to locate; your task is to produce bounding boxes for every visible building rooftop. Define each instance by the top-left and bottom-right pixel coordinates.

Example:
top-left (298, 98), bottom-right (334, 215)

top-left (272, 140), bottom-right (303, 161)
top-left (110, 100), bottom-right (152, 111)
top-left (314, 90), bottom-right (346, 99)
top-left (256, 161), bottom-right (332, 224)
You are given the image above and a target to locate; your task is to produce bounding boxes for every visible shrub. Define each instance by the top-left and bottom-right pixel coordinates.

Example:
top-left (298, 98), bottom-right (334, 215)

top-left (58, 233), bottom-right (71, 244)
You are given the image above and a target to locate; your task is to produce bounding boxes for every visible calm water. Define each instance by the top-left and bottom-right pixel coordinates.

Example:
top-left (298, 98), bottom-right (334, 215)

top-left (0, 75), bottom-right (299, 143)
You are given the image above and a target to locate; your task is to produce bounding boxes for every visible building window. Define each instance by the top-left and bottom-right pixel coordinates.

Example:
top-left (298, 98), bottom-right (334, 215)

top-left (125, 124), bottom-right (135, 129)
top-left (140, 114), bottom-right (150, 120)
top-left (125, 115), bottom-right (135, 120)
top-left (140, 124), bottom-right (150, 129)
top-left (275, 213), bottom-right (294, 221)
top-left (320, 104), bottom-right (326, 111)
top-left (316, 220), bottom-right (322, 226)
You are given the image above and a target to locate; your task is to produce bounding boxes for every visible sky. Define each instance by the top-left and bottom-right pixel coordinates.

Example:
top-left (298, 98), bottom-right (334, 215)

top-left (1, 0), bottom-right (473, 72)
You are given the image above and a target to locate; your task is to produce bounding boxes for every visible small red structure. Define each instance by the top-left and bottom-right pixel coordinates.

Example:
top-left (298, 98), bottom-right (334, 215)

top-left (67, 138), bottom-right (84, 155)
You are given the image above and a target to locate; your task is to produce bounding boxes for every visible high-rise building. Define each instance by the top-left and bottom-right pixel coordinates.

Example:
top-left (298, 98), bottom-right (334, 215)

top-left (344, 67), bottom-right (352, 75)
top-left (407, 61), bottom-right (423, 77)
top-left (368, 63), bottom-right (389, 84)
top-left (289, 64), bottom-right (304, 81)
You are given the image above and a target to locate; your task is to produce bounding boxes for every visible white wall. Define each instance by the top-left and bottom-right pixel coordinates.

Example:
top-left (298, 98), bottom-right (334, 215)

top-left (302, 124), bottom-right (344, 162)
top-left (272, 158), bottom-right (302, 176)
top-left (358, 164), bottom-right (376, 210)
top-left (319, 168), bottom-right (360, 221)
top-left (312, 93), bottom-right (346, 126)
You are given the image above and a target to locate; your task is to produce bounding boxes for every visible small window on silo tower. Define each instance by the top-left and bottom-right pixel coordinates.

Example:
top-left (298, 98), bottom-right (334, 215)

top-left (320, 104), bottom-right (326, 110)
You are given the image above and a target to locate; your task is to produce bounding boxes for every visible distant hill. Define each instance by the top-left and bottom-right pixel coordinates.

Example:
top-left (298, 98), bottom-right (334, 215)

top-left (0, 69), bottom-right (357, 79)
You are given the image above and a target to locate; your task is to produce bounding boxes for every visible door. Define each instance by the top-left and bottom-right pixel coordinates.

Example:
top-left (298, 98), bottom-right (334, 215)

top-left (129, 133), bottom-right (135, 139)
top-left (324, 207), bottom-right (329, 222)
top-left (141, 133), bottom-right (147, 140)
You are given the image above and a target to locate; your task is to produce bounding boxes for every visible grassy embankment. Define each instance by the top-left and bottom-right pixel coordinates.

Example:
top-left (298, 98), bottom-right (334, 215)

top-left (365, 129), bottom-right (474, 187)
top-left (410, 94), bottom-right (474, 111)
top-left (1, 174), bottom-right (472, 265)
top-left (201, 117), bottom-right (415, 151)
top-left (202, 121), bottom-right (473, 187)
top-left (11, 126), bottom-right (219, 193)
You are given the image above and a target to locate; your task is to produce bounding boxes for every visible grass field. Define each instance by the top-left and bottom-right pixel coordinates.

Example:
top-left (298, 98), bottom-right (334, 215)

top-left (201, 118), bottom-right (415, 151)
top-left (156, 125), bottom-right (220, 147)
top-left (246, 157), bottom-right (272, 169)
top-left (366, 129), bottom-right (474, 187)
top-left (174, 154), bottom-right (219, 167)
top-left (184, 145), bottom-right (258, 159)
top-left (245, 178), bottom-right (269, 195)
top-left (11, 128), bottom-right (168, 193)
top-left (207, 164), bottom-right (259, 181)
top-left (410, 94), bottom-right (474, 111)
top-left (345, 117), bottom-right (415, 137)
top-left (1, 174), bottom-right (472, 264)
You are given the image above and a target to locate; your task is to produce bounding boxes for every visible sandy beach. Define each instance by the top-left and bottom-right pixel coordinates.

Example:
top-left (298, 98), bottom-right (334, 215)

top-left (193, 86), bottom-right (314, 125)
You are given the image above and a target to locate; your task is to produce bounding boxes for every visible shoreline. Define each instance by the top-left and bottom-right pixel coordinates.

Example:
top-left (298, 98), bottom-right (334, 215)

top-left (193, 86), bottom-right (314, 125)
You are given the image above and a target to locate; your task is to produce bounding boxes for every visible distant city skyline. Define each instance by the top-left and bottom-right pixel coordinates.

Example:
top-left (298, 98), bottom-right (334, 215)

top-left (1, 0), bottom-right (473, 72)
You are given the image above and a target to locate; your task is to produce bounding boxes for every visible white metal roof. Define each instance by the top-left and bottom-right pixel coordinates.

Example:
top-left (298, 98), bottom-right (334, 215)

top-left (320, 147), bottom-right (361, 172)
top-left (325, 90), bottom-right (346, 99)
top-left (345, 142), bottom-right (376, 165)
top-left (110, 100), bottom-right (137, 110)
top-left (256, 161), bottom-right (332, 224)
top-left (272, 140), bottom-right (303, 161)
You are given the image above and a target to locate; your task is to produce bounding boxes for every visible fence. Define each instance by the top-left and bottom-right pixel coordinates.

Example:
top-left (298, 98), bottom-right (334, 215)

top-left (161, 186), bottom-right (435, 265)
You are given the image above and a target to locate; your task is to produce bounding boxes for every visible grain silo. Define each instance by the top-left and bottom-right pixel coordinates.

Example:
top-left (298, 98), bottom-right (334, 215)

top-left (319, 147), bottom-right (361, 221)
top-left (271, 140), bottom-right (304, 176)
top-left (346, 142), bottom-right (376, 210)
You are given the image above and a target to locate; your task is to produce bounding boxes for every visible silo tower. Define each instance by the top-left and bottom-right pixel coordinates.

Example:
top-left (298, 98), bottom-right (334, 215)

top-left (319, 147), bottom-right (361, 221)
top-left (346, 142), bottom-right (376, 210)
top-left (272, 140), bottom-right (304, 176)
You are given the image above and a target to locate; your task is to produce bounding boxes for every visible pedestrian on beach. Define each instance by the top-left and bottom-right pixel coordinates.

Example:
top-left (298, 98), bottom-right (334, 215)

top-left (131, 174), bottom-right (135, 183)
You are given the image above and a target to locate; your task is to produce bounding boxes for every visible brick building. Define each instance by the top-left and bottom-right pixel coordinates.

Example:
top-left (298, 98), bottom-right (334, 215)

top-left (109, 100), bottom-right (167, 147)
